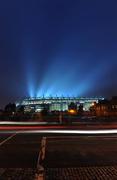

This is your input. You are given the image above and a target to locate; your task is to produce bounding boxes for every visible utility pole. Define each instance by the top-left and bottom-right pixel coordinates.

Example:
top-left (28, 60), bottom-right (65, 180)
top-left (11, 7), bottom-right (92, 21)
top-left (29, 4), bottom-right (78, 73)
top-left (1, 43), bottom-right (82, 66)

top-left (59, 111), bottom-right (62, 124)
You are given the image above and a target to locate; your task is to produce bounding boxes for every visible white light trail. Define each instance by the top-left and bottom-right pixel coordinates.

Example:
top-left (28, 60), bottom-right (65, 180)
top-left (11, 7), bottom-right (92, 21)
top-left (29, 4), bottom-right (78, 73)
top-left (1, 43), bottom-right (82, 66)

top-left (23, 129), bottom-right (117, 134)
top-left (1, 129), bottom-right (117, 134)
top-left (0, 121), bottom-right (48, 125)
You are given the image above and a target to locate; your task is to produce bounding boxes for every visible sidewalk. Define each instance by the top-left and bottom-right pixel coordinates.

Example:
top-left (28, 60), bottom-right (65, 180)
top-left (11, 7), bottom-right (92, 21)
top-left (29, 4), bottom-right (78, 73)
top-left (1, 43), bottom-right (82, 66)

top-left (45, 166), bottom-right (117, 180)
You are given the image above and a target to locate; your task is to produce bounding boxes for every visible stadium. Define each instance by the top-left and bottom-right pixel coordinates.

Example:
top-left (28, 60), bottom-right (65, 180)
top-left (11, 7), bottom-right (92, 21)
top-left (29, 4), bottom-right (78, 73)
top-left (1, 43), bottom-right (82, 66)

top-left (16, 97), bottom-right (104, 113)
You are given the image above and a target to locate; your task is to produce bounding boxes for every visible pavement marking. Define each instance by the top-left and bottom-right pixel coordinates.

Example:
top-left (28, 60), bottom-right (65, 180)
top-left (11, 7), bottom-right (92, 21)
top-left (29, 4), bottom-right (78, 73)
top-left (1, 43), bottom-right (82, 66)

top-left (0, 133), bottom-right (17, 146)
top-left (37, 137), bottom-right (47, 169)
top-left (41, 137), bottom-right (46, 161)
top-left (35, 137), bottom-right (47, 180)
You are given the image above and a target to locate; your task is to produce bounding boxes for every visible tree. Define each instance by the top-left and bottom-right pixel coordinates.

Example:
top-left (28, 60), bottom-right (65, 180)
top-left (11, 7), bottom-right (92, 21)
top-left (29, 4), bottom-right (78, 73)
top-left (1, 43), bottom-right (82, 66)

top-left (4, 103), bottom-right (16, 114)
top-left (18, 105), bottom-right (24, 114)
top-left (78, 104), bottom-right (84, 115)
top-left (68, 102), bottom-right (77, 111)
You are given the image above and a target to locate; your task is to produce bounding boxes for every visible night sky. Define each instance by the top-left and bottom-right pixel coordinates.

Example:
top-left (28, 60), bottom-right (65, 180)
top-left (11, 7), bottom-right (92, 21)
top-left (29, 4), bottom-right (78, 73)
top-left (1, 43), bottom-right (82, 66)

top-left (0, 0), bottom-right (117, 107)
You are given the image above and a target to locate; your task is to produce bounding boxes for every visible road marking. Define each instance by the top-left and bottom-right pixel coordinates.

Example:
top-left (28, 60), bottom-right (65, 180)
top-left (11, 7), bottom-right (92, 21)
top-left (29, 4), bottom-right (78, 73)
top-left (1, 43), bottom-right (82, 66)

top-left (35, 137), bottom-right (47, 180)
top-left (0, 134), bottom-right (17, 146)
top-left (37, 137), bottom-right (47, 168)
top-left (41, 137), bottom-right (46, 161)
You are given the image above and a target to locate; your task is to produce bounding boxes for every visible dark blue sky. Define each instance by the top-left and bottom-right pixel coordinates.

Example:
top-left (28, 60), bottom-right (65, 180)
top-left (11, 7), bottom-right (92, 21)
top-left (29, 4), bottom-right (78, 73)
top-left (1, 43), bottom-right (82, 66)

top-left (0, 0), bottom-right (117, 107)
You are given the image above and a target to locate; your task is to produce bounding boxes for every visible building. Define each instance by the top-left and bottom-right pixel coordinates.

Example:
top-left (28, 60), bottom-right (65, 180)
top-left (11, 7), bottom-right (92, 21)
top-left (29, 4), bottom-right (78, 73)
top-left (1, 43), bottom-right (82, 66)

top-left (16, 97), bottom-right (104, 113)
top-left (90, 96), bottom-right (117, 117)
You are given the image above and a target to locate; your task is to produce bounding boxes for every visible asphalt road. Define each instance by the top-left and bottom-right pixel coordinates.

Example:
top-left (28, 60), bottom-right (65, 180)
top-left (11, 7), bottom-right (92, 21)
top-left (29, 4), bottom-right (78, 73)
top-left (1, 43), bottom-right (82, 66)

top-left (0, 133), bottom-right (42, 168)
top-left (45, 136), bottom-right (117, 168)
top-left (0, 133), bottom-right (117, 168)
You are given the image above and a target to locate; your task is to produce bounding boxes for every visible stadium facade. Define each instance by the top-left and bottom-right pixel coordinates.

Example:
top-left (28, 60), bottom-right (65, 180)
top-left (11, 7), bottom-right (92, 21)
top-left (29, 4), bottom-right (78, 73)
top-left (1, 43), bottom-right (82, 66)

top-left (16, 97), bottom-right (104, 112)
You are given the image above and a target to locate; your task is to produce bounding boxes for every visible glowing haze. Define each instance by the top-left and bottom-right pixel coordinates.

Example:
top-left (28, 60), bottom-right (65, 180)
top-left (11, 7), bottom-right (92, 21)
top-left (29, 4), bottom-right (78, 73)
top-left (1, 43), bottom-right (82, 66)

top-left (0, 0), bottom-right (117, 107)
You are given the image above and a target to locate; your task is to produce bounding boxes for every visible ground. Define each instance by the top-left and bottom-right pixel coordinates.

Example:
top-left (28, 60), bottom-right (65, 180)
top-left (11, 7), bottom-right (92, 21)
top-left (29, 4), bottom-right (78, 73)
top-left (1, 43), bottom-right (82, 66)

top-left (0, 133), bottom-right (117, 179)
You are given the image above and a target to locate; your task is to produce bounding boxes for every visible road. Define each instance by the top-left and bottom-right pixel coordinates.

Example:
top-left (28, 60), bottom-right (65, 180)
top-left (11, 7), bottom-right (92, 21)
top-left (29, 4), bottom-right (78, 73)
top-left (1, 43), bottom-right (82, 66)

top-left (0, 132), bottom-right (117, 179)
top-left (0, 133), bottom-right (42, 168)
top-left (45, 136), bottom-right (117, 167)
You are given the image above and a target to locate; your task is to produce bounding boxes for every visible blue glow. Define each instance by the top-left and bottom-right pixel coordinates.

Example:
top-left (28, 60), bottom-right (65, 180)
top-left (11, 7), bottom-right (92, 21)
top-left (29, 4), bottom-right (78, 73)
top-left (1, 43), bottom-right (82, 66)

top-left (0, 0), bottom-right (117, 109)
top-left (28, 82), bottom-right (35, 98)
top-left (27, 55), bottom-right (113, 98)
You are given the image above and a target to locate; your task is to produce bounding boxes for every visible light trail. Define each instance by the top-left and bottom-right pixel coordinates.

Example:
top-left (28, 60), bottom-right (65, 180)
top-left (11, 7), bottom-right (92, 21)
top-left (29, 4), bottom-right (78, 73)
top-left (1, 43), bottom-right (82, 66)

top-left (0, 121), bottom-right (48, 125)
top-left (1, 129), bottom-right (117, 135)
top-left (20, 129), bottom-right (117, 134)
